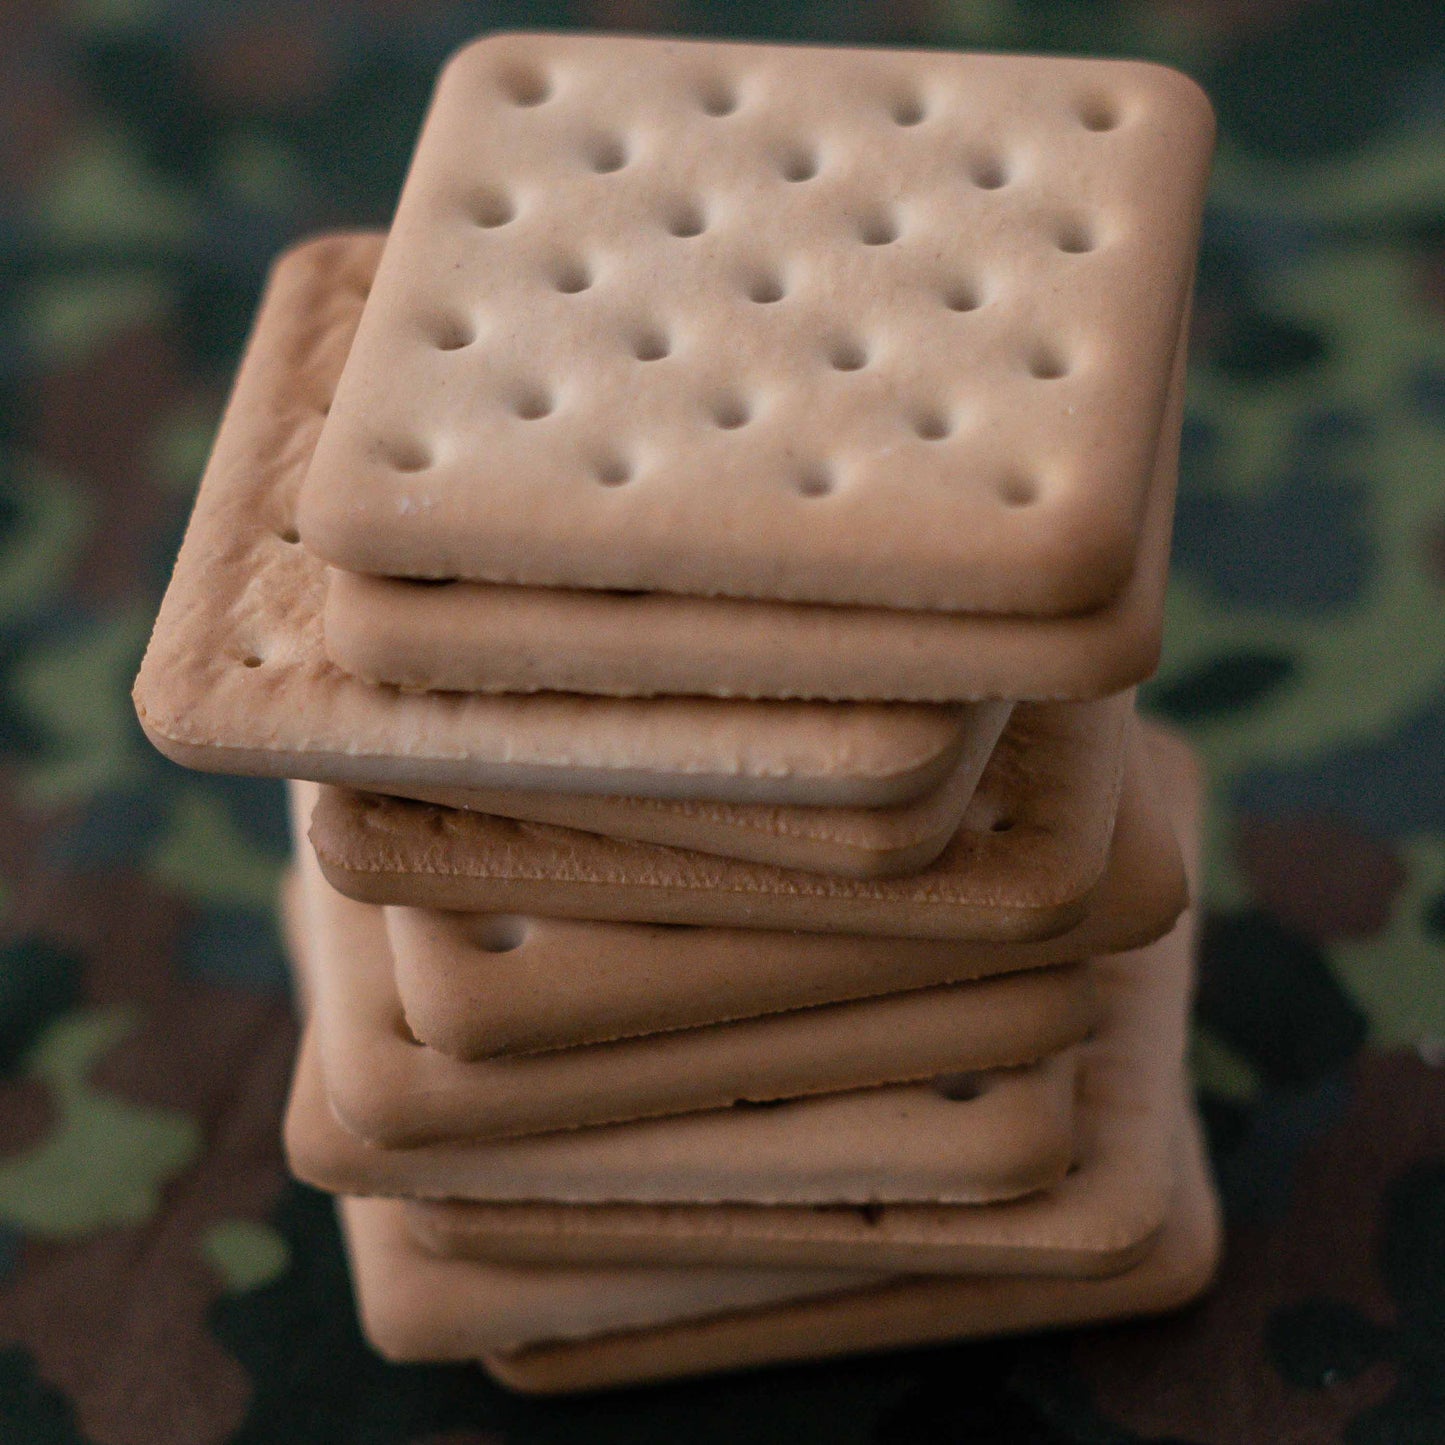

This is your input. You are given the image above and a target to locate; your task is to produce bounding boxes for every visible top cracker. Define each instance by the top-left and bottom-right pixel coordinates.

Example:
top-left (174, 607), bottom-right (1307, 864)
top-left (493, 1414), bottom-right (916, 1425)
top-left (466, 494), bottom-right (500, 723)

top-left (298, 33), bottom-right (1213, 614)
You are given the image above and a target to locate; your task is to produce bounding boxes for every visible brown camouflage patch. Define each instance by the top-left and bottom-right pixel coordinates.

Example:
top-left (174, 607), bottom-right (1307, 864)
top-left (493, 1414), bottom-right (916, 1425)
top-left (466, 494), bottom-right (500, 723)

top-left (1079, 1051), bottom-right (1445, 1441)
top-left (1236, 816), bottom-right (1407, 941)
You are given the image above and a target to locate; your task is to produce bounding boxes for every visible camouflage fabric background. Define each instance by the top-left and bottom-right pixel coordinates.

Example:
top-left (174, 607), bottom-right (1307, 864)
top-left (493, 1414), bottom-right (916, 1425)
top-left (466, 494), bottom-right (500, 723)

top-left (0, 0), bottom-right (1441, 1439)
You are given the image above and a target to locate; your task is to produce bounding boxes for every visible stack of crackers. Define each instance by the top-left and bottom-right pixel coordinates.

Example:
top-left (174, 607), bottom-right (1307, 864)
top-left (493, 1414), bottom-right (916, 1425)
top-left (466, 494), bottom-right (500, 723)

top-left (134, 34), bottom-right (1218, 1392)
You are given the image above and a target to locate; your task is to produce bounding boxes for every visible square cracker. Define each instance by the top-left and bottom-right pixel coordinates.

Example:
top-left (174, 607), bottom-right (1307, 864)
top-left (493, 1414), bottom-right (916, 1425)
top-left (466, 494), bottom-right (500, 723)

top-left (384, 718), bottom-right (1186, 1059)
top-left (370, 696), bottom-right (1013, 880)
top-left (131, 233), bottom-right (989, 809)
top-left (321, 317), bottom-right (1186, 702)
top-left (400, 726), bottom-right (1202, 1273)
top-left (297, 33), bottom-right (1214, 614)
top-left (289, 781), bottom-right (1096, 1145)
top-left (286, 1022), bottom-right (1079, 1207)
top-left (473, 1105), bottom-right (1217, 1391)
top-left (320, 258), bottom-right (1190, 706)
top-left (308, 696), bottom-right (1148, 941)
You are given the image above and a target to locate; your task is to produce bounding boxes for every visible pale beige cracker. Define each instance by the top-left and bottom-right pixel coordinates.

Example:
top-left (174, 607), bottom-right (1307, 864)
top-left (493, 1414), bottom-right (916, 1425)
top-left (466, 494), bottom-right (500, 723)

top-left (289, 783), bottom-right (1096, 1145)
top-left (321, 323), bottom-right (1184, 702)
top-left (386, 716), bottom-right (1182, 1059)
top-left (401, 724), bottom-right (1201, 1272)
top-left (341, 1194), bottom-right (881, 1353)
top-left (132, 234), bottom-right (989, 809)
top-left (298, 33), bottom-right (1213, 615)
top-left (383, 698), bottom-right (1013, 879)
top-left (341, 1106), bottom-right (1212, 1383)
top-left (316, 244), bottom-right (1184, 707)
top-left (287, 1022), bottom-right (1078, 1206)
top-left (321, 276), bottom-right (1189, 709)
top-left (309, 695), bottom-right (1144, 941)
top-left (473, 1104), bottom-right (1216, 1392)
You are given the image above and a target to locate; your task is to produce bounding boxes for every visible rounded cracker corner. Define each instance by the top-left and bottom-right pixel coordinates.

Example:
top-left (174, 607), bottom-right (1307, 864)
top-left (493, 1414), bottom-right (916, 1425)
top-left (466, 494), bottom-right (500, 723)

top-left (261, 231), bottom-right (365, 305)
top-left (327, 1073), bottom-right (428, 1154)
top-left (1127, 59), bottom-right (1217, 143)
top-left (1190, 1178), bottom-right (1226, 1296)
top-left (1176, 1209), bottom-right (1224, 1307)
top-left (132, 698), bottom-right (259, 781)
top-left (131, 690), bottom-right (201, 769)
top-left (1099, 619), bottom-right (1165, 700)
top-left (354, 1281), bottom-right (441, 1367)
top-left (480, 1351), bottom-right (562, 1396)
top-left (433, 28), bottom-right (556, 96)
top-left (134, 707), bottom-right (182, 763)
top-left (293, 461), bottom-right (375, 573)
top-left (1001, 480), bottom-right (1144, 621)
top-left (278, 1097), bottom-right (322, 1189)
top-left (404, 1011), bottom-right (498, 1063)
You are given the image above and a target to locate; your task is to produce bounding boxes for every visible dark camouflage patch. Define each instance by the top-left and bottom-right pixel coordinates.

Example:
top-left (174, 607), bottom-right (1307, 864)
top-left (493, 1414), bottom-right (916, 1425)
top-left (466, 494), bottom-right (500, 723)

top-left (0, 1345), bottom-right (90, 1443)
top-left (1079, 1051), bottom-right (1445, 1441)
top-left (1146, 651), bottom-right (1297, 721)
top-left (211, 1184), bottom-right (500, 1445)
top-left (1197, 910), bottom-right (1368, 1090)
top-left (1267, 1158), bottom-right (1445, 1443)
top-left (0, 942), bottom-right (81, 1076)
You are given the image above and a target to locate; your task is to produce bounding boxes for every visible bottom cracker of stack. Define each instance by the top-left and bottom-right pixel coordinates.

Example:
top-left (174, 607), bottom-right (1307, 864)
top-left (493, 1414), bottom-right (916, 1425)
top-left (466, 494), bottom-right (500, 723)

top-left (339, 1100), bottom-right (1215, 1394)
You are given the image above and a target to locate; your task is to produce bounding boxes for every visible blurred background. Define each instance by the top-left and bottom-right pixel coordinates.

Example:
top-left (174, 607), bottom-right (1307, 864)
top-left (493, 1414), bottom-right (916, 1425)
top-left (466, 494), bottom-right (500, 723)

top-left (0, 1), bottom-right (1441, 1441)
